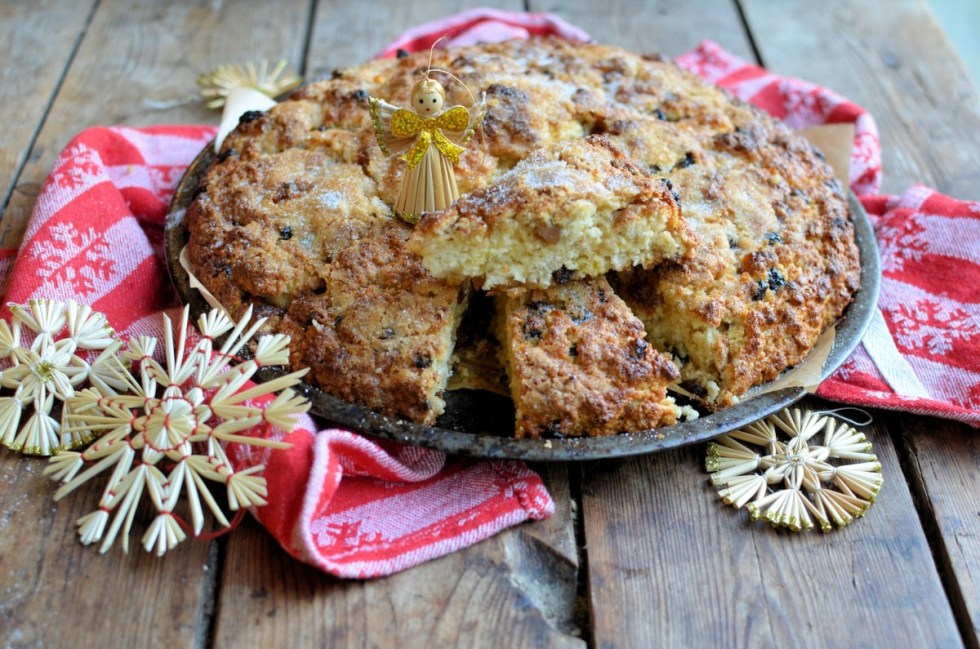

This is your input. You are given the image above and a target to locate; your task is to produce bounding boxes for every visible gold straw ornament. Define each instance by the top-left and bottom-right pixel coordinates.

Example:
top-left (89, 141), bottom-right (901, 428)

top-left (706, 407), bottom-right (882, 532)
top-left (197, 59), bottom-right (304, 153)
top-left (368, 46), bottom-right (486, 224)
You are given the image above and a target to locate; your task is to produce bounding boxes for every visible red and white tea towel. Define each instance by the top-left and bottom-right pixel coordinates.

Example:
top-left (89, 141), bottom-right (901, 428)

top-left (378, 7), bottom-right (590, 58)
top-left (818, 188), bottom-right (980, 425)
top-left (2, 10), bottom-right (977, 580)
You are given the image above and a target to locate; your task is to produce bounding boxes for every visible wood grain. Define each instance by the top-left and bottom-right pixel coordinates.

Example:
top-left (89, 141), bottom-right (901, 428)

top-left (896, 415), bottom-right (980, 648)
top-left (0, 0), bottom-right (311, 646)
top-left (739, 0), bottom-right (980, 198)
top-left (0, 0), bottom-right (312, 254)
top-left (583, 406), bottom-right (962, 648)
top-left (305, 0), bottom-right (524, 76)
top-left (0, 1), bottom-right (98, 249)
top-left (527, 0), bottom-right (756, 59)
top-left (213, 464), bottom-right (584, 649)
top-left (0, 456), bottom-right (215, 648)
top-left (742, 1), bottom-right (980, 645)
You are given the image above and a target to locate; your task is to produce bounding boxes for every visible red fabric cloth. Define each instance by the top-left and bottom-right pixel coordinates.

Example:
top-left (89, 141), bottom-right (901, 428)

top-left (4, 11), bottom-right (977, 579)
top-left (818, 187), bottom-right (980, 425)
top-left (377, 7), bottom-right (590, 58)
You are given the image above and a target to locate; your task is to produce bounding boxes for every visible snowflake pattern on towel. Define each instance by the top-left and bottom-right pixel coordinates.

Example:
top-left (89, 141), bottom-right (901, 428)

top-left (31, 223), bottom-right (116, 296)
top-left (889, 300), bottom-right (980, 357)
top-left (877, 212), bottom-right (929, 273)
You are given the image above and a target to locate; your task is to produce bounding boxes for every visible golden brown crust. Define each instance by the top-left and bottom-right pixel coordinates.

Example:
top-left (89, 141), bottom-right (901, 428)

top-left (185, 37), bottom-right (860, 427)
top-left (279, 226), bottom-right (468, 423)
top-left (186, 104), bottom-right (467, 424)
top-left (615, 119), bottom-right (860, 408)
top-left (494, 277), bottom-right (679, 438)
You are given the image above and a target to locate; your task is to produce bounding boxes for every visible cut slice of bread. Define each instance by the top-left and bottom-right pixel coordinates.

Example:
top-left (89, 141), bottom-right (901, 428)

top-left (493, 276), bottom-right (679, 438)
top-left (409, 135), bottom-right (695, 290)
top-left (277, 223), bottom-right (470, 425)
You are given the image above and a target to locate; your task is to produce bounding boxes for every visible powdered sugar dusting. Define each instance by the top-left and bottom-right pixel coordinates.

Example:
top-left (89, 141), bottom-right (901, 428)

top-left (319, 190), bottom-right (344, 211)
top-left (522, 159), bottom-right (585, 191)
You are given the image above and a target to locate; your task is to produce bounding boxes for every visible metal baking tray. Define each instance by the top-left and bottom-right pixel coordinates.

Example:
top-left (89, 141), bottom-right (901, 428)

top-left (165, 145), bottom-right (880, 461)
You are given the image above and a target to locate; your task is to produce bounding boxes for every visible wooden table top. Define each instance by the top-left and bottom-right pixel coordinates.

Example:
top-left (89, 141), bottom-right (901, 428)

top-left (2, 1), bottom-right (978, 647)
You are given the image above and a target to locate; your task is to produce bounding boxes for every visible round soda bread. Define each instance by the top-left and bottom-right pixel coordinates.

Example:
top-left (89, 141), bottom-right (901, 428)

top-left (184, 38), bottom-right (860, 434)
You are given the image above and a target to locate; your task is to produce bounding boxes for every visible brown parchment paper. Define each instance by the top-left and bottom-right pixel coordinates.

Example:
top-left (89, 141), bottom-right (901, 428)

top-left (179, 245), bottom-right (229, 315)
top-left (798, 123), bottom-right (854, 187)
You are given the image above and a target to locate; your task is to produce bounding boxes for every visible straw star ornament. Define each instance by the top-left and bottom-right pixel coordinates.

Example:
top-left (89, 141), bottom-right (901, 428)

top-left (43, 305), bottom-right (309, 556)
top-left (707, 408), bottom-right (883, 532)
top-left (196, 59), bottom-right (301, 109)
top-left (0, 299), bottom-right (119, 455)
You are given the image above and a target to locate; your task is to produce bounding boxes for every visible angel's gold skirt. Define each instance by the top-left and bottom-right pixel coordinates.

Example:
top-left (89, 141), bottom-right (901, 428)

top-left (395, 145), bottom-right (459, 223)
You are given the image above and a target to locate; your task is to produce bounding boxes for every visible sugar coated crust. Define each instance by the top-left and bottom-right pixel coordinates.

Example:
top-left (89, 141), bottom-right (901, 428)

top-left (185, 37), bottom-right (859, 428)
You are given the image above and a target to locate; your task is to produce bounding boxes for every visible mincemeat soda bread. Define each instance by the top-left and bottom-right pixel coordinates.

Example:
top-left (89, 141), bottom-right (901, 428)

top-left (185, 38), bottom-right (859, 431)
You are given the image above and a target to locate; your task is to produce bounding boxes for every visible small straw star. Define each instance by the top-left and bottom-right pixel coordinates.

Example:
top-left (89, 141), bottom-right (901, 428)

top-left (0, 299), bottom-right (117, 455)
top-left (197, 59), bottom-right (302, 109)
top-left (707, 407), bottom-right (883, 533)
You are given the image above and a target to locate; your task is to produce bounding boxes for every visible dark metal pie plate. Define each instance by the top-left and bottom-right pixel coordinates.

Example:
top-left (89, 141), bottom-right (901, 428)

top-left (165, 145), bottom-right (880, 461)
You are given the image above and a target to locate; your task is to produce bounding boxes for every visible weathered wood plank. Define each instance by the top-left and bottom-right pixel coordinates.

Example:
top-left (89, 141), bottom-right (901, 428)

top-left (583, 404), bottom-right (962, 648)
top-left (214, 464), bottom-right (583, 649)
top-left (896, 415), bottom-right (980, 647)
top-left (527, 0), bottom-right (756, 60)
top-left (0, 457), bottom-right (215, 648)
top-left (304, 0), bottom-right (521, 75)
top-left (0, 0), bottom-right (311, 646)
top-left (0, 1), bottom-right (98, 250)
top-left (740, 1), bottom-right (980, 644)
top-left (739, 0), bottom-right (980, 198)
top-left (0, 0), bottom-right (311, 254)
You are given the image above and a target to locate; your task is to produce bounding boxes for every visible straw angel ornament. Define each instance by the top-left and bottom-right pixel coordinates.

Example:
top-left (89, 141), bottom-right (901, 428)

top-left (369, 69), bottom-right (485, 224)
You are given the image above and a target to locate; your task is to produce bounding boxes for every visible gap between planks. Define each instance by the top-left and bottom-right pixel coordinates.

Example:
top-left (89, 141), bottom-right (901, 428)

top-left (0, 0), bottom-right (101, 250)
top-left (196, 535), bottom-right (226, 649)
top-left (732, 0), bottom-right (765, 67)
top-left (891, 417), bottom-right (980, 649)
top-left (196, 1), bottom-right (322, 647)
top-left (568, 462), bottom-right (594, 648)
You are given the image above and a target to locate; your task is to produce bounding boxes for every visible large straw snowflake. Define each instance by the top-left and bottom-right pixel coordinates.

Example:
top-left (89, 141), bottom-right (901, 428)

top-left (706, 408), bottom-right (883, 532)
top-left (44, 305), bottom-right (310, 556)
top-left (0, 299), bottom-right (119, 455)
